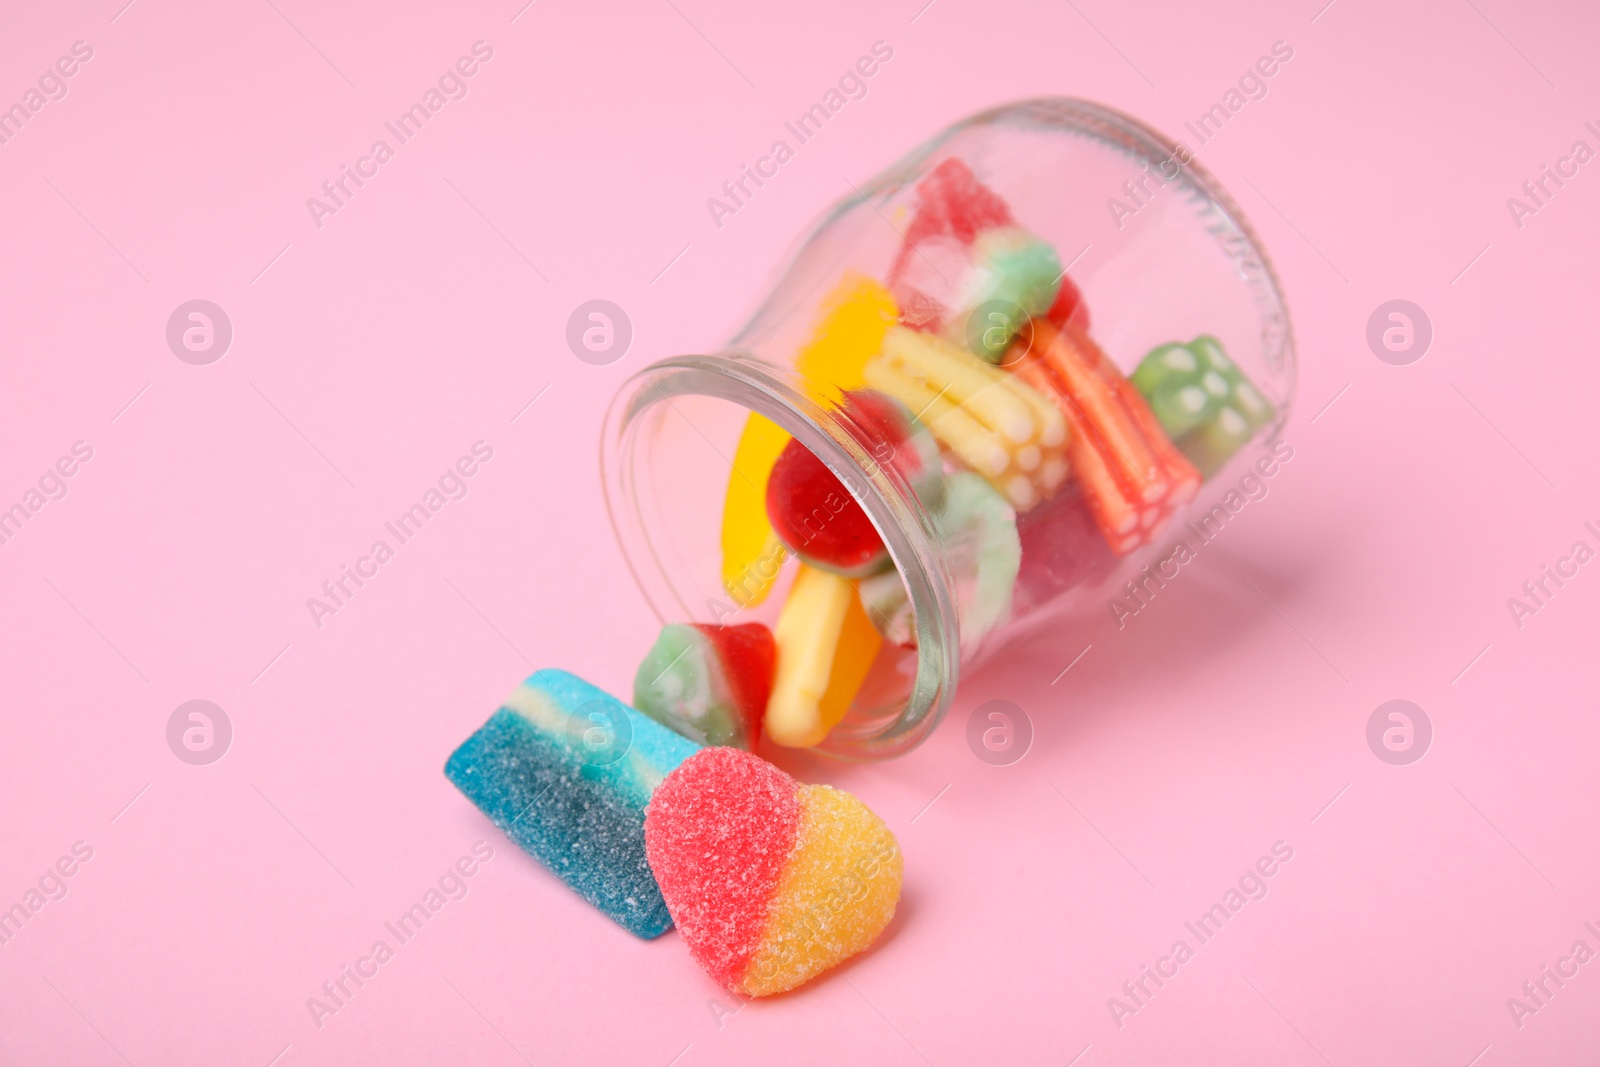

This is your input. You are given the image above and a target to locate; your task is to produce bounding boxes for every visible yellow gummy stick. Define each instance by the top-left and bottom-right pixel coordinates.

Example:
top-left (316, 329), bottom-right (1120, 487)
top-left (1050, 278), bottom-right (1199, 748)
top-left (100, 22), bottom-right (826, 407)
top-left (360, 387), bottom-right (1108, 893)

top-left (767, 565), bottom-right (884, 748)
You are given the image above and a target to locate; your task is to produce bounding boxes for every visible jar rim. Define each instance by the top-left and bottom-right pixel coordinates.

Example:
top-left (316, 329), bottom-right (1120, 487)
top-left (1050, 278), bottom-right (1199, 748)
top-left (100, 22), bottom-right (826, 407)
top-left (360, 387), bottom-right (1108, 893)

top-left (599, 353), bottom-right (961, 759)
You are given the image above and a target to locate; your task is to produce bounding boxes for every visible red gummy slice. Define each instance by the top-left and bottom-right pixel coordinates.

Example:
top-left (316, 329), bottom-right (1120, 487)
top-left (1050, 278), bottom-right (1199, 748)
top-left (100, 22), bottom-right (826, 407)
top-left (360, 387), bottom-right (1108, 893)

top-left (1015, 483), bottom-right (1118, 604)
top-left (839, 390), bottom-right (916, 471)
top-left (691, 623), bottom-right (776, 742)
top-left (904, 158), bottom-right (1013, 247)
top-left (889, 159), bottom-right (1015, 332)
top-left (766, 439), bottom-right (888, 576)
top-left (644, 748), bottom-right (800, 990)
top-left (1045, 271), bottom-right (1090, 332)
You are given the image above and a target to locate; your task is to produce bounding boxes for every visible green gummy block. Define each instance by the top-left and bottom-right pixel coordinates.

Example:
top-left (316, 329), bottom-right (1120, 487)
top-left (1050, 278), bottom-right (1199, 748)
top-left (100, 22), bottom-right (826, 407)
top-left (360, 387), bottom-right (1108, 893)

top-left (956, 228), bottom-right (1062, 363)
top-left (1132, 336), bottom-right (1275, 474)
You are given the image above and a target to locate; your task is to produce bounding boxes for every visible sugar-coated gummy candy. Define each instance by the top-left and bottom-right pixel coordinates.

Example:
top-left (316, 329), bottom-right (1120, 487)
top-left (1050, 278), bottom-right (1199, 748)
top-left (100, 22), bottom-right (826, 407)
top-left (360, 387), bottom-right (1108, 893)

top-left (644, 747), bottom-right (903, 996)
top-left (633, 623), bottom-right (776, 750)
top-left (893, 158), bottom-right (1014, 268)
top-left (890, 158), bottom-right (1015, 331)
top-left (859, 472), bottom-right (1020, 648)
top-left (443, 669), bottom-right (699, 939)
top-left (1045, 270), bottom-right (1090, 332)
top-left (767, 564), bottom-right (884, 747)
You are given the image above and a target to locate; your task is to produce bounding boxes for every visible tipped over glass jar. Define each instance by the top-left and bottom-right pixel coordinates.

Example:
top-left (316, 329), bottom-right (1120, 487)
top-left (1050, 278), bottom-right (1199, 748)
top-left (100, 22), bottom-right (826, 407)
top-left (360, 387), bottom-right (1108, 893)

top-left (603, 98), bottom-right (1295, 760)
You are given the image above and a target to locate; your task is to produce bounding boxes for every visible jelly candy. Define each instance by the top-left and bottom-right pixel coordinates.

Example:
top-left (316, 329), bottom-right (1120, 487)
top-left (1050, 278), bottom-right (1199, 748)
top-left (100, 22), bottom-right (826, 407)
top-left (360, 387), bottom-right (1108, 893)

top-left (864, 327), bottom-right (1068, 510)
top-left (794, 274), bottom-right (900, 400)
top-left (720, 278), bottom-right (898, 605)
top-left (1045, 270), bottom-right (1090, 332)
top-left (839, 389), bottom-right (945, 510)
top-left (765, 391), bottom-right (945, 576)
top-left (944, 227), bottom-right (1063, 363)
top-left (766, 437), bottom-right (889, 577)
top-left (767, 563), bottom-right (884, 747)
top-left (1011, 319), bottom-right (1199, 555)
top-left (443, 669), bottom-right (699, 939)
top-left (644, 747), bottom-right (903, 996)
top-left (633, 623), bottom-right (776, 749)
top-left (1130, 335), bottom-right (1275, 478)
top-left (1014, 482), bottom-right (1119, 609)
top-left (721, 414), bottom-right (792, 608)
top-left (889, 159), bottom-right (1015, 332)
top-left (859, 472), bottom-right (1020, 648)
top-left (891, 157), bottom-right (1014, 278)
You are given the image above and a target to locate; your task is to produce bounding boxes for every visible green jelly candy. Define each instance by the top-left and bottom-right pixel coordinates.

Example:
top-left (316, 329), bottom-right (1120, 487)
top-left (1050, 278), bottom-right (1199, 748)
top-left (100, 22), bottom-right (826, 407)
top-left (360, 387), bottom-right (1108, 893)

top-left (1133, 335), bottom-right (1275, 476)
top-left (954, 228), bottom-right (1062, 363)
top-left (859, 472), bottom-right (1020, 647)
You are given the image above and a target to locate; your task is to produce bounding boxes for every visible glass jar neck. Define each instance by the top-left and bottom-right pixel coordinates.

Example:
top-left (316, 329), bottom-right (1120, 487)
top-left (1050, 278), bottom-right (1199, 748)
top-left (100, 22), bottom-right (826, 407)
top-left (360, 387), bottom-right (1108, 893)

top-left (601, 353), bottom-right (960, 759)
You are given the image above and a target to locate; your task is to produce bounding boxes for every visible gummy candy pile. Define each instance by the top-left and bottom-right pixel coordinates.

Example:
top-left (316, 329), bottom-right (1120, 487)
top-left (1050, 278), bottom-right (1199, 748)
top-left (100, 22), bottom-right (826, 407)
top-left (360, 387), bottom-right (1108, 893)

top-left (441, 156), bottom-right (1275, 998)
top-left (447, 670), bottom-right (902, 995)
top-left (711, 157), bottom-right (1275, 748)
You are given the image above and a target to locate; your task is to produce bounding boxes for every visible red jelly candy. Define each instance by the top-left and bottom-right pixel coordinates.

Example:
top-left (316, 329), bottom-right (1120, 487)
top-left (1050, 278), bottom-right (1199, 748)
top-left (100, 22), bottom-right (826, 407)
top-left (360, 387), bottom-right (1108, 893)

top-left (766, 441), bottom-right (889, 578)
top-left (1045, 270), bottom-right (1090, 332)
top-left (644, 748), bottom-right (801, 990)
top-left (1014, 483), bottom-right (1118, 608)
top-left (692, 622), bottom-right (776, 741)
top-left (889, 158), bottom-right (1015, 296)
top-left (902, 158), bottom-right (1014, 248)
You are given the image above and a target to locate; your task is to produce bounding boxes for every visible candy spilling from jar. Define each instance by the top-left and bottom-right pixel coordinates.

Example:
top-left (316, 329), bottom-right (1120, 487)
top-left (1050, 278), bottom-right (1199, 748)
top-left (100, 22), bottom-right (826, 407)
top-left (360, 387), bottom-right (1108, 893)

top-left (441, 153), bottom-right (1278, 999)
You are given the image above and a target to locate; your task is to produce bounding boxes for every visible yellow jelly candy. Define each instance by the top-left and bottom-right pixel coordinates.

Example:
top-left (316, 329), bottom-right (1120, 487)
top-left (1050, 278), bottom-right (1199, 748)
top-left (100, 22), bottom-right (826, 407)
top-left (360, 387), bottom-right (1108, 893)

top-left (718, 276), bottom-right (898, 606)
top-left (721, 414), bottom-right (791, 607)
top-left (741, 783), bottom-right (903, 996)
top-left (767, 564), bottom-right (883, 747)
top-left (794, 274), bottom-right (899, 400)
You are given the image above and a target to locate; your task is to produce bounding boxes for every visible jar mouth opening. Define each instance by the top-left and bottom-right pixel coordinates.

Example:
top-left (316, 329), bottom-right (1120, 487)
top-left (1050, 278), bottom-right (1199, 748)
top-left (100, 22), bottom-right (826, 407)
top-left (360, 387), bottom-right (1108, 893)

top-left (600, 353), bottom-right (960, 759)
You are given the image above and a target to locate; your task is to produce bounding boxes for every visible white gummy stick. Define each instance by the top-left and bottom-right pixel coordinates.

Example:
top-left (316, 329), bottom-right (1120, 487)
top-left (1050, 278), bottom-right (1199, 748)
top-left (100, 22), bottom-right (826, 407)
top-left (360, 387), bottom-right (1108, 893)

top-left (863, 358), bottom-right (1011, 477)
top-left (882, 329), bottom-right (1036, 445)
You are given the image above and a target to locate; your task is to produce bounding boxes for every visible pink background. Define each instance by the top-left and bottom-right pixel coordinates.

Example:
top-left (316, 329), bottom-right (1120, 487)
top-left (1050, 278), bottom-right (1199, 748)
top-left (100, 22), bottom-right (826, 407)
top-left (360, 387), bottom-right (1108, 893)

top-left (2, 0), bottom-right (1598, 1063)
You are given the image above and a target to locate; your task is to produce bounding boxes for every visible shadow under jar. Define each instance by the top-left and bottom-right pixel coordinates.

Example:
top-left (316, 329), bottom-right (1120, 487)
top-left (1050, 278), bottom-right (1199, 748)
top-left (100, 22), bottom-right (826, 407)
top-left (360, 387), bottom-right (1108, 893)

top-left (603, 98), bottom-right (1295, 760)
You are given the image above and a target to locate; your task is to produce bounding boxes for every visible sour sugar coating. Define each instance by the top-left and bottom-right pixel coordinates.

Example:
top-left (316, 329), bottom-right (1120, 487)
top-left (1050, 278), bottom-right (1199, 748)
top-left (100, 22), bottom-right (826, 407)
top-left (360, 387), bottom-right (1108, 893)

top-left (1130, 335), bottom-right (1276, 479)
top-left (1011, 319), bottom-right (1198, 555)
top-left (633, 623), bottom-right (776, 750)
top-left (767, 564), bottom-right (883, 748)
top-left (644, 747), bottom-right (903, 997)
top-left (859, 472), bottom-right (1020, 649)
top-left (864, 327), bottom-right (1068, 511)
top-left (719, 276), bottom-right (898, 607)
top-left (443, 669), bottom-right (700, 939)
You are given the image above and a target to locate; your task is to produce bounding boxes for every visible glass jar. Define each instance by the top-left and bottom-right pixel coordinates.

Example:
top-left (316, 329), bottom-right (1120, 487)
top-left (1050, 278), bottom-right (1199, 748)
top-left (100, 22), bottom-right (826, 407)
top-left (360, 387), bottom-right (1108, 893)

top-left (602, 97), bottom-right (1294, 760)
